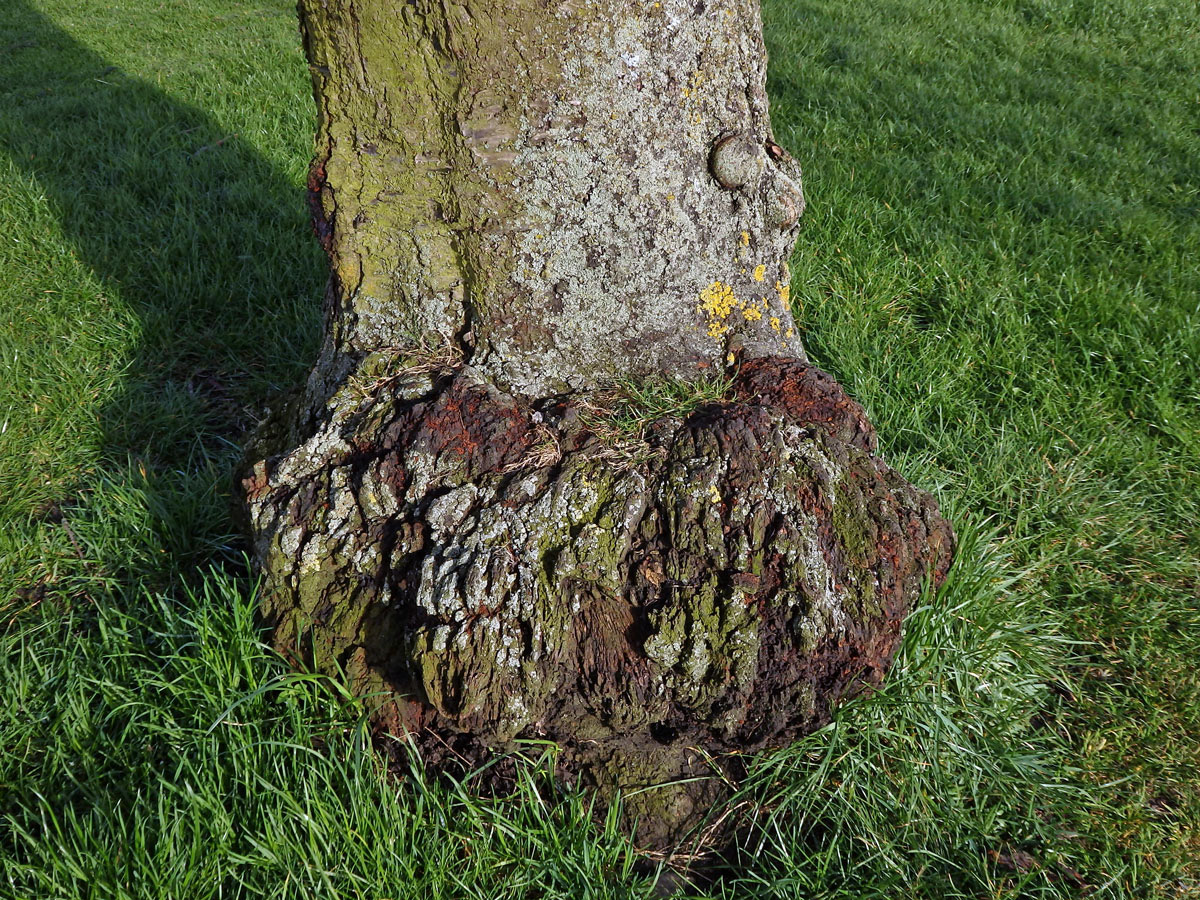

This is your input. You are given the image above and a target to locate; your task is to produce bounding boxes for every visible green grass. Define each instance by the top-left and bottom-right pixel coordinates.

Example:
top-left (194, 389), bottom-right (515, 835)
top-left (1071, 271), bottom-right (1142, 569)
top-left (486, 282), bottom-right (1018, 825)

top-left (0, 572), bottom-right (654, 899)
top-left (1, 0), bottom-right (1197, 896)
top-left (764, 0), bottom-right (1200, 890)
top-left (722, 517), bottom-right (1076, 898)
top-left (576, 373), bottom-right (736, 466)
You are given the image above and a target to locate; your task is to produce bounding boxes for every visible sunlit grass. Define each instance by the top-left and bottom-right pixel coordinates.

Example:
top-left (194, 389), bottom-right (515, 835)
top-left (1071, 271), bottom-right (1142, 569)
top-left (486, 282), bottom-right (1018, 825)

top-left (763, 0), bottom-right (1200, 891)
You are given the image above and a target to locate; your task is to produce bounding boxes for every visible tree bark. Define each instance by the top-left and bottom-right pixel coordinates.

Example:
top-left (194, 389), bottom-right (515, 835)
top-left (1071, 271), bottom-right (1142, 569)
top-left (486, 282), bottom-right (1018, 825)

top-left (240, 0), bottom-right (954, 850)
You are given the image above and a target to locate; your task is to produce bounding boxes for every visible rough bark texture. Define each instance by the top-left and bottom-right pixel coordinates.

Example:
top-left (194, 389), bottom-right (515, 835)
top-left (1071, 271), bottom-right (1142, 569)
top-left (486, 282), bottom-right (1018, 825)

top-left (297, 0), bottom-right (805, 403)
top-left (241, 0), bottom-right (955, 850)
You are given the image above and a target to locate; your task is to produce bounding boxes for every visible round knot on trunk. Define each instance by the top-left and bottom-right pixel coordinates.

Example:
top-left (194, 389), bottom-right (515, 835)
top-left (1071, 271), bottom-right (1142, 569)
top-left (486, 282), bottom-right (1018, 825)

top-left (709, 131), bottom-right (765, 190)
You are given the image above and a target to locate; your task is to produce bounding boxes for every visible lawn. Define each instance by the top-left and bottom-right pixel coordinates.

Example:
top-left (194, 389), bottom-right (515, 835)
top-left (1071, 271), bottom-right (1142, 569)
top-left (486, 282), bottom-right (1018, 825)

top-left (1, 0), bottom-right (1197, 897)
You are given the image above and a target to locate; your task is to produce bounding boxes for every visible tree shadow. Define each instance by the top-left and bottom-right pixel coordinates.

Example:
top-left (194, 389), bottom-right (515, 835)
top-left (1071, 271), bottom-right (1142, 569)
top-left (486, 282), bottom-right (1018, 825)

top-left (0, 2), bottom-right (323, 580)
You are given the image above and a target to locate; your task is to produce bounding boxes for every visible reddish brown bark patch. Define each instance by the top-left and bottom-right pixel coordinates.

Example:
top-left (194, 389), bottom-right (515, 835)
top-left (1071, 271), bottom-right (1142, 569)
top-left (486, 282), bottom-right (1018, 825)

top-left (734, 356), bottom-right (878, 453)
top-left (376, 374), bottom-right (533, 476)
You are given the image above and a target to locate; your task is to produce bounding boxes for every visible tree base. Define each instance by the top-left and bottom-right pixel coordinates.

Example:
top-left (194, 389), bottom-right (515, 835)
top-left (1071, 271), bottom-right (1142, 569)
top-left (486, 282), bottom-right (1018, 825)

top-left (240, 356), bottom-right (954, 849)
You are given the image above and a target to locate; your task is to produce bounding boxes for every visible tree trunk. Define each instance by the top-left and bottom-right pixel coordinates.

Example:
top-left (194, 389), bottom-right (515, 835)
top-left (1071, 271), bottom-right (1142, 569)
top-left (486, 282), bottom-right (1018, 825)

top-left (240, 0), bottom-right (954, 850)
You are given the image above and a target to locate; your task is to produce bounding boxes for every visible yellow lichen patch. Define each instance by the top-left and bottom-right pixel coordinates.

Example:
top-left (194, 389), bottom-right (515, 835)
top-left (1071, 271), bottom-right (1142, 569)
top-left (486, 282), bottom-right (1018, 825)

top-left (709, 485), bottom-right (721, 503)
top-left (699, 281), bottom-right (736, 319)
top-left (740, 231), bottom-right (750, 247)
top-left (698, 280), bottom-right (740, 341)
top-left (775, 280), bottom-right (790, 304)
top-left (742, 306), bottom-right (762, 322)
top-left (753, 264), bottom-right (766, 282)
top-left (785, 327), bottom-right (795, 338)
top-left (770, 316), bottom-right (781, 332)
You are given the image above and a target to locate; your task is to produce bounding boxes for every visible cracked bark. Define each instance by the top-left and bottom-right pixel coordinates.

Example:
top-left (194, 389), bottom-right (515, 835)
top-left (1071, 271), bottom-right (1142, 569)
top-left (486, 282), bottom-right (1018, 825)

top-left (240, 0), bottom-right (955, 850)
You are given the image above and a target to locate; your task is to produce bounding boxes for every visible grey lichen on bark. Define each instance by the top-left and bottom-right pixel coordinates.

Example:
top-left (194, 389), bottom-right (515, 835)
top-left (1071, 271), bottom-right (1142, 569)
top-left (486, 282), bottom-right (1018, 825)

top-left (298, 0), bottom-right (804, 402)
top-left (241, 0), bottom-right (955, 851)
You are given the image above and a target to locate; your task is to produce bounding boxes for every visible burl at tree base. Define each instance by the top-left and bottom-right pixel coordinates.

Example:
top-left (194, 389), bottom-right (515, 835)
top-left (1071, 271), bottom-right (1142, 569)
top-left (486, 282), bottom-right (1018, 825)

top-left (239, 0), bottom-right (954, 849)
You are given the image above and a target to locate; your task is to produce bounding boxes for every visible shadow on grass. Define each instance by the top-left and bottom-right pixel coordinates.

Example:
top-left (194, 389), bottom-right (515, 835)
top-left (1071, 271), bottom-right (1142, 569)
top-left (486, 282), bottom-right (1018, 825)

top-left (0, 1), bottom-right (322, 580)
